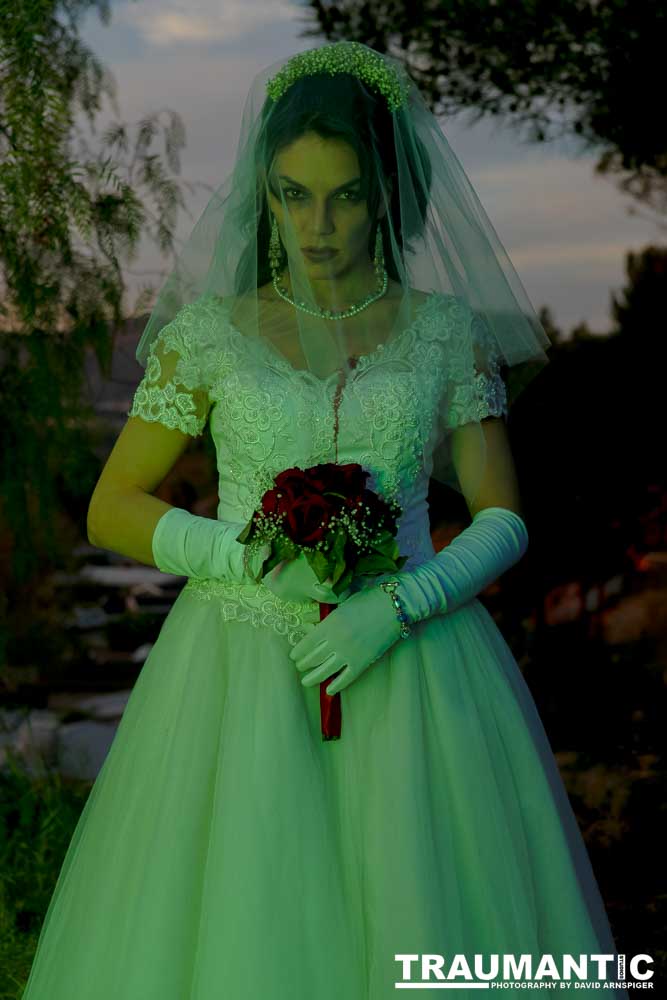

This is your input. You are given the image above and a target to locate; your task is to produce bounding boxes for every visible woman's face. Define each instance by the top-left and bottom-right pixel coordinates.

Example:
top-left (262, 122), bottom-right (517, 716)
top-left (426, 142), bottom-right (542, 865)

top-left (267, 131), bottom-right (381, 285)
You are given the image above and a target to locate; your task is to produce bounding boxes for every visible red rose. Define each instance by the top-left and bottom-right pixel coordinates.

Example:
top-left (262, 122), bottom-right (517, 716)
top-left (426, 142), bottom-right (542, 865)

top-left (261, 478), bottom-right (302, 518)
top-left (262, 468), bottom-right (316, 521)
top-left (285, 493), bottom-right (334, 544)
top-left (310, 462), bottom-right (369, 499)
top-left (268, 466), bottom-right (346, 545)
top-left (261, 486), bottom-right (278, 515)
top-left (258, 462), bottom-right (391, 550)
top-left (274, 466), bottom-right (311, 496)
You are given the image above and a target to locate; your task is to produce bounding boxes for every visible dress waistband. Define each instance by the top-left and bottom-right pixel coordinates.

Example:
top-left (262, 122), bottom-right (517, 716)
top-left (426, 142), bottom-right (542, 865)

top-left (182, 576), bottom-right (322, 647)
top-left (181, 533), bottom-right (435, 647)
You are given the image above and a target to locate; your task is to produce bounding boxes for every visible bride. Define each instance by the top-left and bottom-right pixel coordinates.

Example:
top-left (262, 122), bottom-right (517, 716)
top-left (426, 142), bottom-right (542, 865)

top-left (20, 41), bottom-right (629, 999)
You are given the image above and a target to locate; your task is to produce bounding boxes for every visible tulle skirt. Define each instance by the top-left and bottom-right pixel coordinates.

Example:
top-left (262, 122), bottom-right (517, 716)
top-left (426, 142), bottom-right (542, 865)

top-left (20, 582), bottom-right (629, 999)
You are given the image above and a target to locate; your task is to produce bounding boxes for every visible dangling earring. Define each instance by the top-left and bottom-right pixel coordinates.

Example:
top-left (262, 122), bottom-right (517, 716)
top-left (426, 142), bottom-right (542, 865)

top-left (373, 224), bottom-right (385, 281)
top-left (269, 214), bottom-right (283, 281)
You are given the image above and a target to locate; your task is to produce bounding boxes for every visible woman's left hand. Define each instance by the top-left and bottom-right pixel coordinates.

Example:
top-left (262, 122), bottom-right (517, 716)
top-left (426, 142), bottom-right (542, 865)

top-left (288, 583), bottom-right (406, 695)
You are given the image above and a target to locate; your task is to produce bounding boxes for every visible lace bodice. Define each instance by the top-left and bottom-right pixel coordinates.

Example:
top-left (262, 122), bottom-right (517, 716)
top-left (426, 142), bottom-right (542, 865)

top-left (128, 291), bottom-right (507, 571)
top-left (127, 291), bottom-right (507, 643)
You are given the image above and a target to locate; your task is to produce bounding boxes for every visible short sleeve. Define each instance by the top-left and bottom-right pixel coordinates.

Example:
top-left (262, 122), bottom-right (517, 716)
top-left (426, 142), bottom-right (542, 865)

top-left (127, 305), bottom-right (211, 437)
top-left (444, 303), bottom-right (508, 431)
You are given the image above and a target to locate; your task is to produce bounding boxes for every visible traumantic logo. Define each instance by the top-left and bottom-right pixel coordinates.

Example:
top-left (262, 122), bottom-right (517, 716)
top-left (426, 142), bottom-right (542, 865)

top-left (394, 953), bottom-right (654, 990)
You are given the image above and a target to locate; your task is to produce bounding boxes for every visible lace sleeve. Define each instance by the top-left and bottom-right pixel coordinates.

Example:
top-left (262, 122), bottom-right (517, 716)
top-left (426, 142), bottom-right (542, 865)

top-left (444, 304), bottom-right (508, 430)
top-left (127, 304), bottom-right (211, 437)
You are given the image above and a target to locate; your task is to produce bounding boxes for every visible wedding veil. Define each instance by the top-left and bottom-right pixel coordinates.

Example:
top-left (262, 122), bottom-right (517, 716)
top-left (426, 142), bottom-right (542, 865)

top-left (134, 41), bottom-right (551, 508)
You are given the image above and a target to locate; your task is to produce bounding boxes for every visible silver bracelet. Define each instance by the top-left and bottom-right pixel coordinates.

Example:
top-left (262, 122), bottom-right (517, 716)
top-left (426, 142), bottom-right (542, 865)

top-left (379, 577), bottom-right (412, 639)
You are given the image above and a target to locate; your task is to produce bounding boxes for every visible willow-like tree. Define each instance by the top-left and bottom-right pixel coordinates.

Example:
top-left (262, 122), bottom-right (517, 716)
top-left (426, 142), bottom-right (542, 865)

top-left (0, 0), bottom-right (191, 663)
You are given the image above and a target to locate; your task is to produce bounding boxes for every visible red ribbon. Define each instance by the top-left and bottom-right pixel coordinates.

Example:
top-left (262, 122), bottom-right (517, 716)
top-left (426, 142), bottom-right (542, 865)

top-left (318, 601), bottom-right (343, 740)
top-left (318, 358), bottom-right (359, 741)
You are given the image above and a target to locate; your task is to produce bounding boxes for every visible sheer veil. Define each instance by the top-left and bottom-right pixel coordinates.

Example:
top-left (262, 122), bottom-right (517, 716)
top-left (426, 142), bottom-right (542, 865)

top-left (134, 41), bottom-right (551, 507)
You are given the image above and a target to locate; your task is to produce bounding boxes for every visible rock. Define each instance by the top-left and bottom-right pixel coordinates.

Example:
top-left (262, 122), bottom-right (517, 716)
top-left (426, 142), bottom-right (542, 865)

top-left (48, 689), bottom-right (132, 720)
top-left (56, 719), bottom-right (120, 781)
top-left (0, 709), bottom-right (60, 777)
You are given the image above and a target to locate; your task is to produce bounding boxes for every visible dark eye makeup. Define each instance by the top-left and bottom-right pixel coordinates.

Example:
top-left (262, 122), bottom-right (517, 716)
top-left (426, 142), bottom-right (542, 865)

top-left (281, 186), bottom-right (361, 202)
top-left (273, 173), bottom-right (364, 202)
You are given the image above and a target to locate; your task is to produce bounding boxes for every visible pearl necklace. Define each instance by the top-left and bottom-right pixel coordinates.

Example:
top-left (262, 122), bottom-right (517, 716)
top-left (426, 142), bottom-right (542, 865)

top-left (272, 267), bottom-right (388, 320)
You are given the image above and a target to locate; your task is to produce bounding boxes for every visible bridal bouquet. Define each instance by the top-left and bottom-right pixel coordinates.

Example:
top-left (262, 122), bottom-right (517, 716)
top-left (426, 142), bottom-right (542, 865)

top-left (236, 462), bottom-right (408, 739)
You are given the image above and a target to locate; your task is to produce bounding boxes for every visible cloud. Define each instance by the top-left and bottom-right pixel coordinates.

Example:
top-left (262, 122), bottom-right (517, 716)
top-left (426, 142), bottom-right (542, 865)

top-left (118, 0), bottom-right (300, 47)
top-left (510, 239), bottom-right (639, 273)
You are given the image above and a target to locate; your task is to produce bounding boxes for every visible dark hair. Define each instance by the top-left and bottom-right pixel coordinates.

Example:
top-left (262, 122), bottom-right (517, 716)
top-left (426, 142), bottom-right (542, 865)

top-left (234, 72), bottom-right (432, 293)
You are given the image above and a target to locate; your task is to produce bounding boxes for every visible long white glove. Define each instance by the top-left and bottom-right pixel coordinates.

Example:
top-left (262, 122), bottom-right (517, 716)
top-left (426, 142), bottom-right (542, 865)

top-left (290, 505), bottom-right (528, 696)
top-left (151, 507), bottom-right (269, 584)
top-left (394, 505), bottom-right (529, 623)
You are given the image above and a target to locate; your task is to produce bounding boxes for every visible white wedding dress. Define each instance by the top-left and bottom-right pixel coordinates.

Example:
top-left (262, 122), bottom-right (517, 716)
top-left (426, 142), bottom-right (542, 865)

top-left (20, 292), bottom-right (628, 999)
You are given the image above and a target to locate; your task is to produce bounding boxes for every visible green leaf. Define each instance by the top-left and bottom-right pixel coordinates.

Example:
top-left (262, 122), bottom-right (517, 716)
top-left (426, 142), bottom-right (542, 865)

top-left (332, 567), bottom-right (354, 595)
top-left (370, 529), bottom-right (398, 553)
top-left (354, 553), bottom-right (396, 575)
top-left (236, 520), bottom-right (254, 543)
top-left (323, 526), bottom-right (339, 548)
top-left (330, 527), bottom-right (348, 585)
top-left (308, 548), bottom-right (333, 583)
top-left (259, 553), bottom-right (282, 578)
top-left (368, 539), bottom-right (402, 566)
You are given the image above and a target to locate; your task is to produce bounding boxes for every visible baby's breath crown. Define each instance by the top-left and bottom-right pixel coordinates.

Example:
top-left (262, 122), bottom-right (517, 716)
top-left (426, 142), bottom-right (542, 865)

top-left (266, 41), bottom-right (410, 112)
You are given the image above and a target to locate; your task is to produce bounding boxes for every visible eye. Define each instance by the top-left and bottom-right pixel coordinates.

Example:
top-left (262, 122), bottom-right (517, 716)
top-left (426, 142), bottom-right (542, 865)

top-left (280, 187), bottom-right (362, 203)
top-left (282, 187), bottom-right (306, 201)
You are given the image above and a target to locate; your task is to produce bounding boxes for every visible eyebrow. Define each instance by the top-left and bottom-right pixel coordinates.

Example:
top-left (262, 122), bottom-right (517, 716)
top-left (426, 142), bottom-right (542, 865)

top-left (278, 174), bottom-right (362, 194)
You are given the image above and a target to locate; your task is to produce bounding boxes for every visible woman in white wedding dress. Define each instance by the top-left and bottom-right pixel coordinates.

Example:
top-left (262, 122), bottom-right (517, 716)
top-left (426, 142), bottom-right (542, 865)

top-left (20, 41), bottom-right (629, 1000)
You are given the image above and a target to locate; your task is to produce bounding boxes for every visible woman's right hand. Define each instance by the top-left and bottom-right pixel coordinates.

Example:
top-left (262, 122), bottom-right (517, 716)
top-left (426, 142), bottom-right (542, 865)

top-left (262, 550), bottom-right (352, 604)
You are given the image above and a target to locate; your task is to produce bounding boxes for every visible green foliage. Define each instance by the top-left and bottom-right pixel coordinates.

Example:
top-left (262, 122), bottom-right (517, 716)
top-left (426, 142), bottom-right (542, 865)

top-left (305, 0), bottom-right (666, 223)
top-left (611, 245), bottom-right (667, 337)
top-left (0, 751), bottom-right (92, 998)
top-left (0, 1), bottom-right (190, 660)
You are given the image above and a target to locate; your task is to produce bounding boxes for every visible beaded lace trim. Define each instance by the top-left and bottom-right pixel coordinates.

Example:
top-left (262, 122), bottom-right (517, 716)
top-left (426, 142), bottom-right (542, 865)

top-left (181, 576), bottom-right (321, 647)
